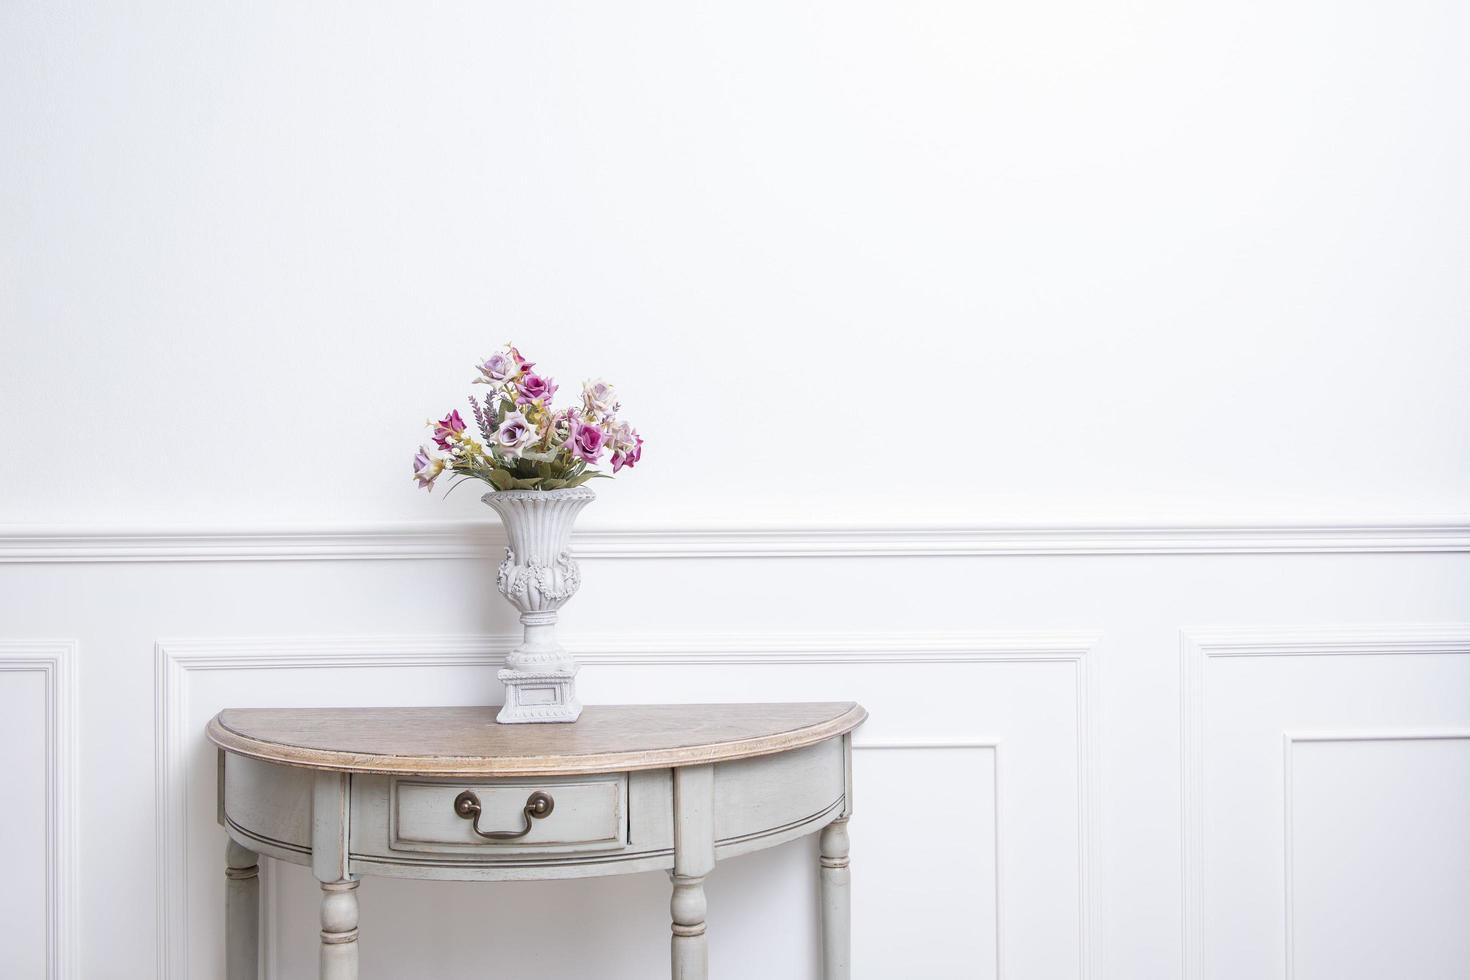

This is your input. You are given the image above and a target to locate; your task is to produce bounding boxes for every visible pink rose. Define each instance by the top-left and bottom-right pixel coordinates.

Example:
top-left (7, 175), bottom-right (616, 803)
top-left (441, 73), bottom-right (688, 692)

top-left (611, 430), bottom-right (642, 472)
top-left (432, 410), bottom-right (467, 450)
top-left (568, 419), bottom-right (606, 463)
top-left (516, 373), bottom-right (557, 405)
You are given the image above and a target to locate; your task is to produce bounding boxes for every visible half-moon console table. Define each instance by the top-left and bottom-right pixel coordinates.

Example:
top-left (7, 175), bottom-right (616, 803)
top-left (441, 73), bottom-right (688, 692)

top-left (207, 702), bottom-right (867, 980)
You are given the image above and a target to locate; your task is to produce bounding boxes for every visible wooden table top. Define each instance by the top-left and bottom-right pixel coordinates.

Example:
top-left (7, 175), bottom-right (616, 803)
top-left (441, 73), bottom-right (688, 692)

top-left (207, 702), bottom-right (867, 777)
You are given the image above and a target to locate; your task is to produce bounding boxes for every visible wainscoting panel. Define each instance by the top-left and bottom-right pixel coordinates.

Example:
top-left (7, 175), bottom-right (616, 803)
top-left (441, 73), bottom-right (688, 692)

top-left (1285, 734), bottom-right (1470, 980)
top-left (1181, 626), bottom-right (1470, 980)
top-left (2, 528), bottom-right (1469, 978)
top-left (0, 641), bottom-right (76, 980)
top-left (854, 743), bottom-right (1002, 977)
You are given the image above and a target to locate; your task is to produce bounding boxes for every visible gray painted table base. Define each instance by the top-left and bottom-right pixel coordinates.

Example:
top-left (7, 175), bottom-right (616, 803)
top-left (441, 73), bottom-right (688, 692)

top-left (209, 703), bottom-right (866, 980)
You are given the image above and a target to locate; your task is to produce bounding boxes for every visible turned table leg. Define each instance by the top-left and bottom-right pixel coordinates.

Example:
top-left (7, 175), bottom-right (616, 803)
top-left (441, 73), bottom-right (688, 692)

top-left (671, 764), bottom-right (715, 980)
top-left (312, 771), bottom-right (359, 980)
top-left (225, 839), bottom-right (260, 980)
top-left (819, 818), bottom-right (851, 980)
top-left (319, 880), bottom-right (360, 980)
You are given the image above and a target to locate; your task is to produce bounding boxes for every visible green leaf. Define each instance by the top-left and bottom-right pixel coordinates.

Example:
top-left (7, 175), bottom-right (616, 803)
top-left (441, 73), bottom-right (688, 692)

top-left (441, 475), bottom-right (477, 499)
top-left (507, 475), bottom-right (543, 490)
top-left (563, 470), bottom-right (611, 487)
top-left (486, 468), bottom-right (516, 491)
top-left (539, 478), bottom-right (568, 490)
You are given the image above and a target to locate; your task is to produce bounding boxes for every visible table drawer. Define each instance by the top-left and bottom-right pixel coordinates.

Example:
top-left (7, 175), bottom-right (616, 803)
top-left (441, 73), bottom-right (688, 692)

top-left (389, 775), bottom-right (628, 855)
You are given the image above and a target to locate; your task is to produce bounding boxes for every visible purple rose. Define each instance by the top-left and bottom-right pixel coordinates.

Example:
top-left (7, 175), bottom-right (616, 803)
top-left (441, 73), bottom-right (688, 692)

top-left (412, 446), bottom-right (445, 491)
top-left (474, 353), bottom-right (518, 384)
top-left (516, 373), bottom-right (557, 405)
top-left (494, 411), bottom-right (537, 456)
top-left (568, 419), bottom-right (606, 463)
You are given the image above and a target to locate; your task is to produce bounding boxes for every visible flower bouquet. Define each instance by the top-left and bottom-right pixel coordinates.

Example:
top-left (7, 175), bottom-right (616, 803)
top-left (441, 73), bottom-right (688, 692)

top-left (412, 346), bottom-right (641, 495)
top-left (414, 345), bottom-right (642, 723)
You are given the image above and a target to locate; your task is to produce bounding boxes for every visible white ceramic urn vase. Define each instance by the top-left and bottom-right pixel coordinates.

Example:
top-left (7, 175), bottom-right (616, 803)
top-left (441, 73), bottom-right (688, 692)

top-left (482, 487), bottom-right (594, 723)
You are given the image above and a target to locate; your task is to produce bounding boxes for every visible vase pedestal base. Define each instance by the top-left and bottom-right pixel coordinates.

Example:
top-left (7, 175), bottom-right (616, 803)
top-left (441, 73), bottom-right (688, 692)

top-left (497, 666), bottom-right (583, 724)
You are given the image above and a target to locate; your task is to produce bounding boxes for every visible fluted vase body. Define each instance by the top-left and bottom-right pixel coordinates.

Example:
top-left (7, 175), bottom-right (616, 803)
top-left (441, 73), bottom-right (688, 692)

top-left (482, 487), bottom-right (594, 723)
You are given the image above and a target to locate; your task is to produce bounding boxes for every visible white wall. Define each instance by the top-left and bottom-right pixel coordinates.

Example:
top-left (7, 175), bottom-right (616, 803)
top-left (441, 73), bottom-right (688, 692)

top-left (3, 2), bottom-right (1469, 979)
top-left (4, 0), bottom-right (1470, 526)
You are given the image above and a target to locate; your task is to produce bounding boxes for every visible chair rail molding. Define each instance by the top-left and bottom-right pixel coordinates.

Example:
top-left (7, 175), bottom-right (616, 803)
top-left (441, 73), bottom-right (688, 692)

top-left (0, 639), bottom-right (78, 980)
top-left (1178, 624), bottom-right (1470, 980)
top-left (155, 629), bottom-right (1100, 980)
top-left (9, 517), bottom-right (1470, 562)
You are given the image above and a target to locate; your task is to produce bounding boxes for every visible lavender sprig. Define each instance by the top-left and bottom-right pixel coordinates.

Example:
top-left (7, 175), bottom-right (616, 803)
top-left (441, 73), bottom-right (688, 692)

top-left (469, 394), bottom-right (493, 442)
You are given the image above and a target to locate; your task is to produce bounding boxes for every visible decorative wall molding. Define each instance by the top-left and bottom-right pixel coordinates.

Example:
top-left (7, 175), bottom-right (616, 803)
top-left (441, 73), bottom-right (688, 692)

top-left (1181, 624), bottom-right (1470, 658)
top-left (1281, 731), bottom-right (1470, 980)
top-left (1178, 625), bottom-right (1470, 980)
top-left (8, 518), bottom-right (1470, 562)
top-left (156, 630), bottom-right (1099, 980)
top-left (0, 640), bottom-right (78, 980)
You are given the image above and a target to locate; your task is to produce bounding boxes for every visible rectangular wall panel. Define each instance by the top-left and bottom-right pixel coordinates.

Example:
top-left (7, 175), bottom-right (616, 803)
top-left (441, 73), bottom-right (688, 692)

top-left (853, 745), bottom-right (1000, 979)
top-left (1182, 627), bottom-right (1470, 980)
top-left (0, 641), bottom-right (74, 980)
top-left (1287, 735), bottom-right (1470, 980)
top-left (0, 668), bottom-right (49, 979)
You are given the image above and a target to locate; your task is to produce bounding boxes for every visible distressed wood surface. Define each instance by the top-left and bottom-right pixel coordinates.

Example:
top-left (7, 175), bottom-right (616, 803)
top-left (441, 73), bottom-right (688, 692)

top-left (214, 703), bottom-right (866, 979)
top-left (207, 702), bottom-right (866, 776)
top-left (311, 771), bottom-right (352, 884)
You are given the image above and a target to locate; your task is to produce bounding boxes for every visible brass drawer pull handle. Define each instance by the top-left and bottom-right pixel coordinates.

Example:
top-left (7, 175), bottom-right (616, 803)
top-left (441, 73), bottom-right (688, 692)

top-left (453, 790), bottom-right (555, 841)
